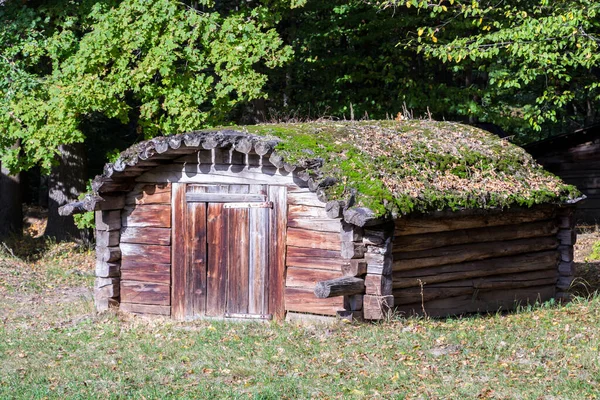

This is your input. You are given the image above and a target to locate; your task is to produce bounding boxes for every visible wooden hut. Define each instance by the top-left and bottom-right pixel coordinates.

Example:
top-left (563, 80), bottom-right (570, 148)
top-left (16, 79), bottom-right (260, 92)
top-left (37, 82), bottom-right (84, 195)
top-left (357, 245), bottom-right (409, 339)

top-left (61, 121), bottom-right (582, 320)
top-left (525, 124), bottom-right (600, 225)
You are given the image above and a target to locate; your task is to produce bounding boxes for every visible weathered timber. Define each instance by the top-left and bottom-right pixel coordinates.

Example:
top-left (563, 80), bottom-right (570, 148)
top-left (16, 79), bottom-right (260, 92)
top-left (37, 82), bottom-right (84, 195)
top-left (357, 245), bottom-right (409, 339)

top-left (97, 246), bottom-right (121, 263)
top-left (121, 204), bottom-right (171, 228)
top-left (269, 186), bottom-right (287, 320)
top-left (365, 253), bottom-right (393, 275)
top-left (343, 207), bottom-right (383, 227)
top-left (96, 261), bottom-right (120, 278)
top-left (314, 276), bottom-right (365, 298)
top-left (325, 201), bottom-right (343, 219)
top-left (186, 192), bottom-right (266, 203)
top-left (120, 281), bottom-right (170, 305)
top-left (287, 227), bottom-right (342, 251)
top-left (288, 204), bottom-right (330, 219)
top-left (96, 210), bottom-right (121, 231)
top-left (227, 201), bottom-right (250, 315)
top-left (393, 220), bottom-right (558, 253)
top-left (206, 202), bottom-right (227, 317)
top-left (394, 207), bottom-right (554, 235)
top-left (96, 195), bottom-right (126, 211)
top-left (558, 261), bottom-right (575, 276)
top-left (396, 285), bottom-right (556, 318)
top-left (559, 245), bottom-right (574, 262)
top-left (248, 203), bottom-right (269, 315)
top-left (286, 267), bottom-right (343, 289)
top-left (120, 262), bottom-right (171, 284)
top-left (363, 229), bottom-right (390, 246)
top-left (95, 278), bottom-right (119, 298)
top-left (392, 251), bottom-right (558, 289)
top-left (287, 190), bottom-right (327, 208)
top-left (557, 229), bottom-right (576, 245)
top-left (392, 237), bottom-right (558, 271)
top-left (287, 218), bottom-right (342, 233)
top-left (120, 227), bottom-right (171, 246)
top-left (121, 243), bottom-right (171, 265)
top-left (135, 164), bottom-right (296, 186)
top-left (96, 230), bottom-right (120, 247)
top-left (94, 296), bottom-right (119, 312)
top-left (365, 274), bottom-right (393, 296)
top-left (125, 184), bottom-right (171, 205)
top-left (287, 255), bottom-right (350, 272)
top-left (119, 303), bottom-right (171, 316)
top-left (363, 295), bottom-right (394, 320)
top-left (556, 276), bottom-right (574, 290)
top-left (287, 246), bottom-right (341, 259)
top-left (393, 269), bottom-right (558, 305)
top-left (171, 183), bottom-right (187, 319)
top-left (341, 259), bottom-right (368, 277)
top-left (341, 242), bottom-right (366, 259)
top-left (341, 222), bottom-right (363, 242)
top-left (284, 287), bottom-right (344, 316)
top-left (344, 294), bottom-right (363, 311)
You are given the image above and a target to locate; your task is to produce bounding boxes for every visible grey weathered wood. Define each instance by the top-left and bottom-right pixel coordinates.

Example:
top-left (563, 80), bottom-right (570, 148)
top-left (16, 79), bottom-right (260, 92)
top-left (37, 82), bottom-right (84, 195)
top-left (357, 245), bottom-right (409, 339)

top-left (288, 191), bottom-right (327, 207)
top-left (341, 241), bottom-right (366, 259)
top-left (96, 261), bottom-right (120, 278)
top-left (365, 253), bottom-right (393, 275)
top-left (363, 295), bottom-right (394, 320)
top-left (341, 259), bottom-right (368, 277)
top-left (97, 246), bottom-right (121, 263)
top-left (314, 277), bottom-right (365, 298)
top-left (186, 192), bottom-right (267, 203)
top-left (96, 230), bottom-right (120, 247)
top-left (365, 274), bottom-right (393, 296)
top-left (287, 218), bottom-right (341, 233)
top-left (120, 227), bottom-right (171, 246)
top-left (96, 210), bottom-right (121, 231)
top-left (325, 201), bottom-right (343, 218)
top-left (344, 295), bottom-right (364, 311)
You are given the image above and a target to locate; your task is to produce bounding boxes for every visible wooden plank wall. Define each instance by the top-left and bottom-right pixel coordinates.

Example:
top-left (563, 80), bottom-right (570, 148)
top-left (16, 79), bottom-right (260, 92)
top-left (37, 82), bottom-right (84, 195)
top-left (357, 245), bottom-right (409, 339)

top-left (391, 206), bottom-right (572, 317)
top-left (119, 183), bottom-right (172, 316)
top-left (283, 187), bottom-right (346, 316)
top-left (535, 139), bottom-right (600, 224)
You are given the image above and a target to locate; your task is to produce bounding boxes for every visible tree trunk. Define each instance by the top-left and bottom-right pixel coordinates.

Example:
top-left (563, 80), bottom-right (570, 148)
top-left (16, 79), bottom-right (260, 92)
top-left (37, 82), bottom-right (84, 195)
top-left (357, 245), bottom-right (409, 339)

top-left (44, 143), bottom-right (90, 241)
top-left (0, 159), bottom-right (22, 240)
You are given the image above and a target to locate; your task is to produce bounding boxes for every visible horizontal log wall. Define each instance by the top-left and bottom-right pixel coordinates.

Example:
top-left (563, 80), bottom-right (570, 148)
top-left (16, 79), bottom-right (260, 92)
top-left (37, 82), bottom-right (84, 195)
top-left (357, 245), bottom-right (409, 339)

top-left (535, 139), bottom-right (600, 224)
top-left (284, 187), bottom-right (345, 316)
top-left (392, 206), bottom-right (568, 317)
top-left (119, 183), bottom-right (172, 316)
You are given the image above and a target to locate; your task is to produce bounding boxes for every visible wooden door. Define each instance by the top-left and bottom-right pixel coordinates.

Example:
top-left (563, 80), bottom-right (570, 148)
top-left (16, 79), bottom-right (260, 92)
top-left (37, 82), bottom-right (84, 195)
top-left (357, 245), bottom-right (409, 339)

top-left (173, 184), bottom-right (275, 320)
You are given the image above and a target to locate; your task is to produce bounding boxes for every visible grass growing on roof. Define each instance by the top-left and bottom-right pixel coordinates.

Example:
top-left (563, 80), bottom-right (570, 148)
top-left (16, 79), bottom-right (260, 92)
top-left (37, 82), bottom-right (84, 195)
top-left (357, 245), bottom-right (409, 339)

top-left (243, 120), bottom-right (580, 217)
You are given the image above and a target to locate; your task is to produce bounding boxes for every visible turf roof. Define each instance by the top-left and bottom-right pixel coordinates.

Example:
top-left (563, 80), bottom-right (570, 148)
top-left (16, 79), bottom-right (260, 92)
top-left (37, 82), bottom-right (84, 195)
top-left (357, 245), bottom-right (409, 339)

top-left (242, 120), bottom-right (580, 217)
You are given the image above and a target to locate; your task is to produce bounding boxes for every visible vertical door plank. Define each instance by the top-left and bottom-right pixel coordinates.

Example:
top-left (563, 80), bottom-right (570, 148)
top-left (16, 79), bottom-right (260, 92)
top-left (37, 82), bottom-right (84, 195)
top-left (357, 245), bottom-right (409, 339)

top-left (268, 185), bottom-right (288, 320)
top-left (171, 183), bottom-right (187, 320)
top-left (226, 185), bottom-right (250, 314)
top-left (248, 207), bottom-right (269, 315)
top-left (206, 203), bottom-right (228, 316)
top-left (188, 201), bottom-right (207, 316)
top-left (227, 207), bottom-right (250, 314)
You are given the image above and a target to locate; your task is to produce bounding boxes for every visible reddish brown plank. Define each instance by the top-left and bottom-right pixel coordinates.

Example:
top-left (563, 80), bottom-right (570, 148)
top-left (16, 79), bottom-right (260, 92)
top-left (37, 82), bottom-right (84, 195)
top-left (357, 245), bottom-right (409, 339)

top-left (286, 227), bottom-right (342, 251)
top-left (286, 255), bottom-right (349, 272)
top-left (188, 201), bottom-right (207, 317)
top-left (122, 204), bottom-right (171, 228)
top-left (227, 206), bottom-right (250, 314)
top-left (269, 186), bottom-right (288, 320)
top-left (120, 262), bottom-right (171, 284)
top-left (120, 281), bottom-right (170, 305)
top-left (285, 267), bottom-right (343, 290)
top-left (286, 246), bottom-right (341, 259)
top-left (125, 183), bottom-right (171, 205)
top-left (206, 203), bottom-right (228, 316)
top-left (284, 287), bottom-right (344, 316)
top-left (249, 205), bottom-right (269, 315)
top-left (120, 227), bottom-right (171, 246)
top-left (121, 243), bottom-right (171, 265)
top-left (171, 183), bottom-right (187, 319)
top-left (120, 303), bottom-right (171, 316)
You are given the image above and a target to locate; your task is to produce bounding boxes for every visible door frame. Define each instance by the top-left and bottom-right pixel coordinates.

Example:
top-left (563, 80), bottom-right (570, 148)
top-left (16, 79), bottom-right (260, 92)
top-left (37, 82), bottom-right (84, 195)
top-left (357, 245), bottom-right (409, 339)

top-left (171, 183), bottom-right (287, 320)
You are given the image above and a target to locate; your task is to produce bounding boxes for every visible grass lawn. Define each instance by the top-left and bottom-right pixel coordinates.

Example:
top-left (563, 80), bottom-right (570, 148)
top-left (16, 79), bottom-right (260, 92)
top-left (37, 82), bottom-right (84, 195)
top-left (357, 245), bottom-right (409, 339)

top-left (1, 233), bottom-right (599, 399)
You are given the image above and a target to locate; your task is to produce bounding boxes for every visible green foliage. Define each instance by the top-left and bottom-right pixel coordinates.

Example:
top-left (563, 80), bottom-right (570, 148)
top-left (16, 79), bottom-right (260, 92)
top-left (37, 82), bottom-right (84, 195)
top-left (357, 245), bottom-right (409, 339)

top-left (585, 240), bottom-right (600, 262)
top-left (388, 0), bottom-right (600, 141)
top-left (0, 0), bottom-right (293, 174)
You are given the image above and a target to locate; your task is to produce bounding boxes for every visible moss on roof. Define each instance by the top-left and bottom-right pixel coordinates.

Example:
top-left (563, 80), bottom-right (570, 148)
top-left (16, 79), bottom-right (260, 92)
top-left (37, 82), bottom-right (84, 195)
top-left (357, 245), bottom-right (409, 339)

top-left (240, 120), bottom-right (580, 217)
